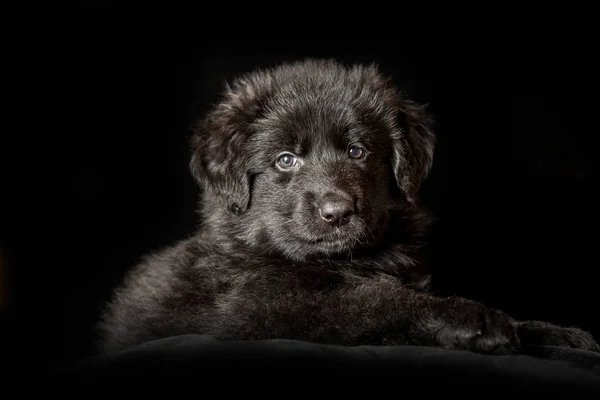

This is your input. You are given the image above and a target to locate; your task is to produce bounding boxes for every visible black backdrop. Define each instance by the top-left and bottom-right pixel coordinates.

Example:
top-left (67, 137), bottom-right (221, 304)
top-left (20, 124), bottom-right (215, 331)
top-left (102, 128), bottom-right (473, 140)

top-left (1, 8), bottom-right (598, 368)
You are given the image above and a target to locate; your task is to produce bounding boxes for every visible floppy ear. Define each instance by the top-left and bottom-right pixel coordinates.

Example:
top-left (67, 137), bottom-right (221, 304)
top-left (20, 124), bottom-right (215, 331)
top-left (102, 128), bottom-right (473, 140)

top-left (188, 99), bottom-right (254, 215)
top-left (391, 99), bottom-right (436, 203)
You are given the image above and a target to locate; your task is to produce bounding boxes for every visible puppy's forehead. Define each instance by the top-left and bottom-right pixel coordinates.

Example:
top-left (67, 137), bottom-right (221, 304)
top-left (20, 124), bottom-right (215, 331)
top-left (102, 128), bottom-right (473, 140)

top-left (252, 92), bottom-right (388, 155)
top-left (270, 102), bottom-right (353, 144)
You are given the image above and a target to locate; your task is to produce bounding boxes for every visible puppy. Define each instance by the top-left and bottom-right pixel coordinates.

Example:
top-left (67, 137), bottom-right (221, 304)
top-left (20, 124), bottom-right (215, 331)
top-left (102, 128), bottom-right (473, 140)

top-left (96, 59), bottom-right (599, 354)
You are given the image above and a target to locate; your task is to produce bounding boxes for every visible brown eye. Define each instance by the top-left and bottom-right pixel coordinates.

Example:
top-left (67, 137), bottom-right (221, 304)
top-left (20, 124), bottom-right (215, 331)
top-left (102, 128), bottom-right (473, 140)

top-left (348, 145), bottom-right (365, 159)
top-left (276, 153), bottom-right (298, 170)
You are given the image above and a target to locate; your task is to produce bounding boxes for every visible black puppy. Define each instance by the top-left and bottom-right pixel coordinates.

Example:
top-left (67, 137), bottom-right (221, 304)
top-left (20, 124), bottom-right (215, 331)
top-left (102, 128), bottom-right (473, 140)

top-left (96, 59), bottom-right (599, 354)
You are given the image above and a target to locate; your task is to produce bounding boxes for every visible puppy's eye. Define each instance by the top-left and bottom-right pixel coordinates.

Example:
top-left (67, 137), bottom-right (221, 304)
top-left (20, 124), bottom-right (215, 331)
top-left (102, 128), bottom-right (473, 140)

top-left (276, 153), bottom-right (298, 170)
top-left (348, 145), bottom-right (365, 159)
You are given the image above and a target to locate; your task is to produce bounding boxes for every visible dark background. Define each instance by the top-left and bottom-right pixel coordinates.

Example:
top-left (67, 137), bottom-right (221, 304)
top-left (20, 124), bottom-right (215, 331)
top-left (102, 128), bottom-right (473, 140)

top-left (1, 8), bottom-right (597, 369)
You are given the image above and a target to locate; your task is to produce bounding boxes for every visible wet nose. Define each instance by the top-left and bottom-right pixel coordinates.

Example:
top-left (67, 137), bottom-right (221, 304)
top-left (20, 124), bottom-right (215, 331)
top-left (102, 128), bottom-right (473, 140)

top-left (318, 193), bottom-right (355, 227)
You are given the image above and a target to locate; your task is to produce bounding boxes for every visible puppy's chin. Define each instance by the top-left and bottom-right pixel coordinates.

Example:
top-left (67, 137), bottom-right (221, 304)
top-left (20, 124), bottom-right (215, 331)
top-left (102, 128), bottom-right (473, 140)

top-left (274, 238), bottom-right (363, 262)
top-left (275, 219), bottom-right (383, 262)
top-left (305, 238), bottom-right (365, 259)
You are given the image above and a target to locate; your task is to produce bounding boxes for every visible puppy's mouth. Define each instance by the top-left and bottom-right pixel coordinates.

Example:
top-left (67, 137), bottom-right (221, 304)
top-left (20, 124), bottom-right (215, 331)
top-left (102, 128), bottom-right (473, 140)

top-left (300, 237), bottom-right (357, 255)
top-left (295, 228), bottom-right (369, 251)
top-left (311, 229), bottom-right (359, 243)
top-left (312, 236), bottom-right (353, 246)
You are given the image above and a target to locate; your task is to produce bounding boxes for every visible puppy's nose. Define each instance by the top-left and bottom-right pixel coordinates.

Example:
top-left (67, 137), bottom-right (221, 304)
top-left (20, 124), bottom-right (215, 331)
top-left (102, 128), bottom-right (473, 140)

top-left (318, 193), bottom-right (355, 227)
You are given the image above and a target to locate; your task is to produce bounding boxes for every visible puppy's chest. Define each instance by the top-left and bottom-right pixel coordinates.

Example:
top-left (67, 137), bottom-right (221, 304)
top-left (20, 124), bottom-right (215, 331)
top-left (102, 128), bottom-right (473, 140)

top-left (221, 267), bottom-right (347, 298)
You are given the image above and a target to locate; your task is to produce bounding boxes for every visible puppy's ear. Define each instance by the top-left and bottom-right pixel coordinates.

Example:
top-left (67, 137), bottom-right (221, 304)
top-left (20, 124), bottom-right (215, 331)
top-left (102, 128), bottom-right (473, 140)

top-left (188, 96), bottom-right (255, 215)
top-left (391, 99), bottom-right (436, 203)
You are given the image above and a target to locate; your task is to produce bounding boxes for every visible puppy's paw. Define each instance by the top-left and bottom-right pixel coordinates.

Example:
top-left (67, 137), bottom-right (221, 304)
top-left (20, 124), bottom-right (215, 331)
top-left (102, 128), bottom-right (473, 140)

top-left (517, 320), bottom-right (600, 352)
top-left (434, 299), bottom-right (521, 355)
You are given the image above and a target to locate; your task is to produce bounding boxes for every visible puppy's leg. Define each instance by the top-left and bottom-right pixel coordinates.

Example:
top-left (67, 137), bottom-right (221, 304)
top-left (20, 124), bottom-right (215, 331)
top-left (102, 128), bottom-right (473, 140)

top-left (516, 320), bottom-right (600, 352)
top-left (210, 276), bottom-right (521, 354)
top-left (340, 285), bottom-right (522, 354)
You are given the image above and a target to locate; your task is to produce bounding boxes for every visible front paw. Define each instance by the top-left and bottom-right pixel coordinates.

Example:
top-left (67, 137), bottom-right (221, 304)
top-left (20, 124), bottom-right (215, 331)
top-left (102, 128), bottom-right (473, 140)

top-left (434, 299), bottom-right (521, 355)
top-left (517, 320), bottom-right (600, 352)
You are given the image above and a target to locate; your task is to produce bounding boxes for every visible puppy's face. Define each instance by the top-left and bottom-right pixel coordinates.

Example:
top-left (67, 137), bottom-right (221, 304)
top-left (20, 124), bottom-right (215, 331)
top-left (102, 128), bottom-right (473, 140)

top-left (243, 102), bottom-right (398, 259)
top-left (190, 60), bottom-right (435, 261)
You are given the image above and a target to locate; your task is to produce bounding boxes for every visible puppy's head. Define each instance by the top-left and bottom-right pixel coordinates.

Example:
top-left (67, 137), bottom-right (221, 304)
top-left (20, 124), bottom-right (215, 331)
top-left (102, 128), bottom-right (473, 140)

top-left (190, 59), bottom-right (435, 261)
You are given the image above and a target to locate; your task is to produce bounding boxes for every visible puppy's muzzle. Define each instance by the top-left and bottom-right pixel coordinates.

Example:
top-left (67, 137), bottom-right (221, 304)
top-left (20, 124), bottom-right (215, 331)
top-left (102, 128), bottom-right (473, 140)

top-left (317, 192), bottom-right (355, 228)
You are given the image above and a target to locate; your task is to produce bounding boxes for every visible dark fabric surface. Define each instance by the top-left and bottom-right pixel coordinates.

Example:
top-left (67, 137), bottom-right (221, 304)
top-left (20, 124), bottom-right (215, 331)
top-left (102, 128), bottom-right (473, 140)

top-left (48, 334), bottom-right (600, 396)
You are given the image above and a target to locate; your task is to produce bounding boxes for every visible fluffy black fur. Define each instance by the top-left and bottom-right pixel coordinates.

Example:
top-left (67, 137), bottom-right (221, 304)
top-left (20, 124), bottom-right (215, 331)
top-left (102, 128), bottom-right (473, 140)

top-left (96, 59), bottom-right (599, 355)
